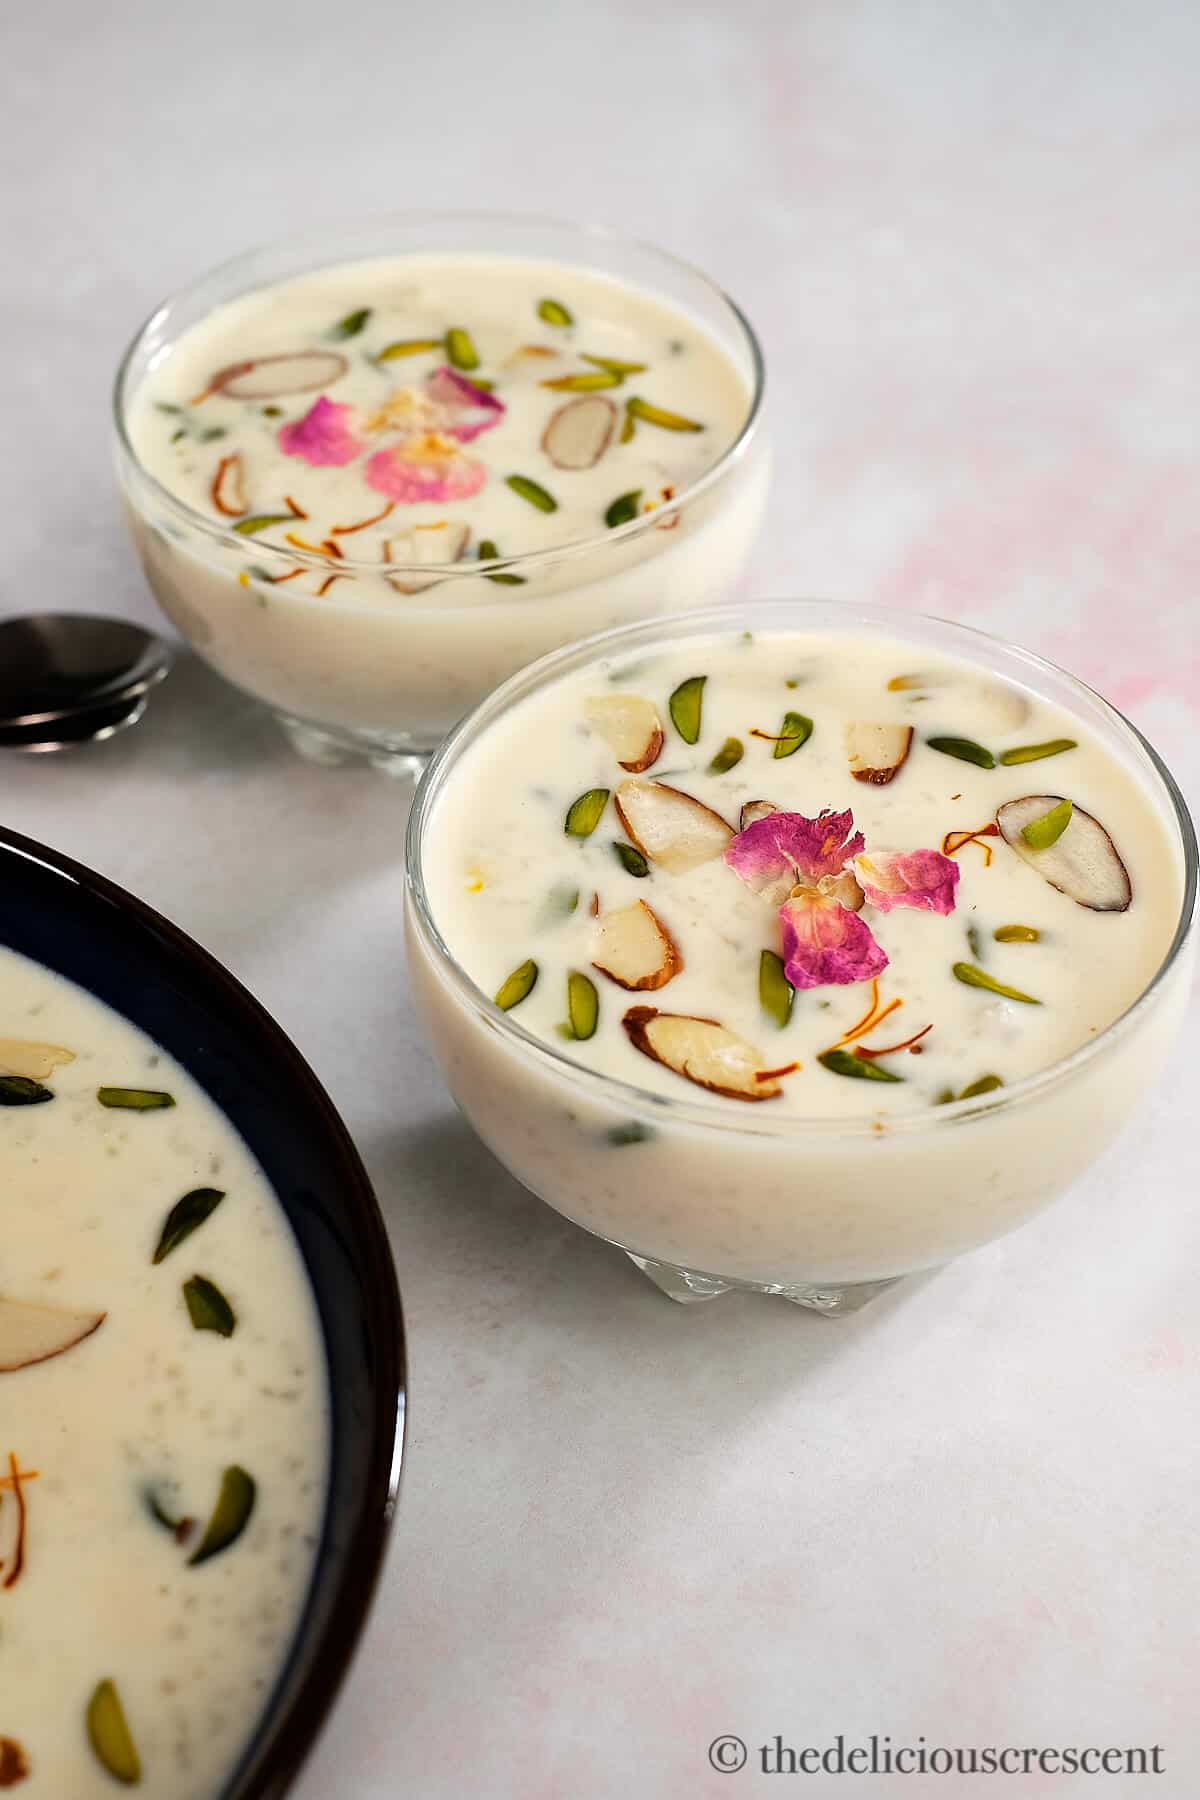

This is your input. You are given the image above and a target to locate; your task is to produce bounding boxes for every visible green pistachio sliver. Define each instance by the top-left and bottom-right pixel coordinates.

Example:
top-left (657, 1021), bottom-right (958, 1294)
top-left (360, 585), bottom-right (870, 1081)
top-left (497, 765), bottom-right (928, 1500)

top-left (232, 514), bottom-right (293, 537)
top-left (152, 1187), bottom-right (226, 1264)
top-left (541, 370), bottom-right (622, 392)
top-left (330, 307), bottom-right (371, 340)
top-left (966, 924), bottom-right (983, 960)
top-left (476, 537), bottom-right (527, 585)
top-left (605, 489), bottom-right (642, 529)
top-left (567, 971), bottom-right (599, 1041)
top-left (98, 1086), bottom-right (175, 1110)
top-left (934, 1087), bottom-right (958, 1105)
top-left (87, 1679), bottom-right (142, 1785)
top-left (626, 395), bottom-right (704, 432)
top-left (543, 882), bottom-right (580, 918)
top-left (668, 675), bottom-right (706, 744)
top-left (537, 297), bottom-right (574, 327)
top-left (994, 923), bottom-right (1041, 943)
top-left (189, 1465), bottom-right (256, 1566)
top-left (818, 1049), bottom-right (903, 1083)
top-left (613, 841), bottom-right (650, 878)
top-left (607, 1119), bottom-right (654, 1146)
top-left (773, 711), bottom-right (814, 759)
top-left (619, 407), bottom-right (636, 444)
top-left (183, 1274), bottom-right (236, 1337)
top-left (959, 1073), bottom-right (1004, 1098)
top-left (708, 736), bottom-right (744, 775)
top-left (927, 736), bottom-right (995, 769)
top-left (998, 738), bottom-right (1078, 765)
top-left (506, 474), bottom-right (557, 513)
top-left (144, 1484), bottom-right (188, 1536)
top-left (155, 402), bottom-right (183, 415)
top-left (444, 327), bottom-right (480, 370)
top-left (170, 427), bottom-right (186, 443)
top-left (494, 960), bottom-right (538, 1011)
top-left (581, 353), bottom-right (648, 377)
top-left (1021, 797), bottom-right (1073, 849)
top-left (759, 950), bottom-right (794, 1029)
top-left (377, 336), bottom-right (444, 361)
top-left (952, 962), bottom-right (1041, 1005)
top-left (0, 1074), bottom-right (54, 1106)
top-left (565, 787), bottom-right (610, 837)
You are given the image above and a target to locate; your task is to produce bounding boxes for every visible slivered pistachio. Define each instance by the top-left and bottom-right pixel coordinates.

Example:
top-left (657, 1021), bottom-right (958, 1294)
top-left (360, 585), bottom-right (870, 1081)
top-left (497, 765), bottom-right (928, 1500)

top-left (543, 882), bottom-right (580, 918)
top-left (86, 1680), bottom-right (141, 1785)
top-left (708, 736), bottom-right (744, 775)
top-left (668, 675), bottom-right (705, 744)
top-left (0, 1075), bottom-right (53, 1106)
top-left (144, 1485), bottom-right (189, 1536)
top-left (935, 1087), bottom-right (957, 1105)
top-left (495, 960), bottom-right (538, 1011)
top-left (330, 307), bottom-right (371, 340)
top-left (98, 1086), bottom-right (175, 1110)
top-left (537, 297), bottom-right (574, 327)
top-left (189, 1465), bottom-right (256, 1566)
top-left (759, 951), bottom-right (794, 1029)
top-left (565, 788), bottom-right (610, 837)
top-left (999, 738), bottom-right (1078, 765)
top-left (377, 337), bottom-right (443, 361)
top-left (444, 327), bottom-right (480, 370)
top-left (952, 962), bottom-right (1041, 1005)
top-left (183, 1275), bottom-right (236, 1337)
top-left (927, 736), bottom-right (995, 769)
top-left (773, 711), bottom-right (813, 759)
top-left (476, 537), bottom-right (526, 585)
top-left (613, 841), bottom-right (650, 878)
top-left (605, 489), bottom-right (642, 528)
top-left (626, 395), bottom-right (704, 432)
top-left (994, 923), bottom-right (1040, 943)
top-left (1021, 797), bottom-right (1073, 849)
top-left (152, 1188), bottom-right (226, 1264)
top-left (818, 1049), bottom-right (903, 1083)
top-left (506, 474), bottom-right (557, 512)
top-left (468, 376), bottom-right (495, 390)
top-left (959, 1074), bottom-right (1004, 1098)
top-left (567, 972), bottom-right (599, 1041)
top-left (967, 924), bottom-right (983, 959)
top-left (607, 1120), bottom-right (654, 1146)
top-left (619, 407), bottom-right (636, 444)
top-left (232, 514), bottom-right (293, 537)
top-left (581, 353), bottom-right (648, 376)
top-left (541, 370), bottom-right (621, 392)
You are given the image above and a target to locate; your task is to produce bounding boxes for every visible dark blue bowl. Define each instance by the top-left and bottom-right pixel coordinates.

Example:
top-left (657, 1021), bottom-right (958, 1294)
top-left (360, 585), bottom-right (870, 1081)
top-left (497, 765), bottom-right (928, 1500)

top-left (0, 823), bottom-right (405, 1799)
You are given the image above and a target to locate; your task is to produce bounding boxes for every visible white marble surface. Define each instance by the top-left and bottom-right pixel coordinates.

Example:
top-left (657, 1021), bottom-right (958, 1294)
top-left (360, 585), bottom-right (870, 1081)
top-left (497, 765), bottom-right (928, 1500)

top-left (4, 2), bottom-right (1200, 1794)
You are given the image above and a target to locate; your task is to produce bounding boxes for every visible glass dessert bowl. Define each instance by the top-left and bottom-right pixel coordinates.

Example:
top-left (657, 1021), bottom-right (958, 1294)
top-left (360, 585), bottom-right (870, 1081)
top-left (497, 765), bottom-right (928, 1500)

top-left (113, 212), bottom-right (768, 775)
top-left (404, 599), bottom-right (1196, 1313)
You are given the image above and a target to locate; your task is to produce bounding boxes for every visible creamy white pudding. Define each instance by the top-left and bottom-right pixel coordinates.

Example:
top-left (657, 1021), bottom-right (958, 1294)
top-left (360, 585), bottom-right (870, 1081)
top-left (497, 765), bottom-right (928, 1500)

top-left (406, 606), bottom-right (1194, 1300)
top-left (118, 235), bottom-right (766, 765)
top-left (0, 948), bottom-right (327, 1795)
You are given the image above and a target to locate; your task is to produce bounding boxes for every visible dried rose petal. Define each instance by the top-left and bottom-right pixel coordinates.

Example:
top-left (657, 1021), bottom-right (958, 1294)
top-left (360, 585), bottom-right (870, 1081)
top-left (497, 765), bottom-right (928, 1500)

top-left (365, 434), bottom-right (486, 504)
top-left (852, 849), bottom-right (960, 915)
top-left (779, 891), bottom-right (889, 990)
top-left (724, 809), bottom-right (867, 902)
top-left (278, 396), bottom-right (361, 467)
top-left (425, 366), bottom-right (506, 442)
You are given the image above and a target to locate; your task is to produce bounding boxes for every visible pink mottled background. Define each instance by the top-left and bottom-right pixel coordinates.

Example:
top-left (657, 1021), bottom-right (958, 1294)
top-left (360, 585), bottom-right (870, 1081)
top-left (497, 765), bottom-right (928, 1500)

top-left (4, 1), bottom-right (1198, 1796)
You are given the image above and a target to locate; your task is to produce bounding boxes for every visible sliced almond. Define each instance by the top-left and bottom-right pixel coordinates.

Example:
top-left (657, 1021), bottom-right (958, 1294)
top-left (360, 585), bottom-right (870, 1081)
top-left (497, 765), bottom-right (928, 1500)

top-left (584, 695), bottom-right (664, 773)
top-left (210, 453), bottom-right (247, 517)
top-left (995, 796), bottom-right (1132, 911)
top-left (739, 799), bottom-right (779, 830)
top-left (614, 780), bottom-right (734, 873)
top-left (0, 1039), bottom-right (75, 1081)
top-left (846, 722), bottom-right (913, 785)
top-left (541, 396), bottom-right (617, 470)
top-left (621, 1007), bottom-right (783, 1101)
top-left (199, 351), bottom-right (350, 402)
top-left (591, 901), bottom-right (682, 991)
top-left (381, 522), bottom-right (471, 594)
top-left (0, 1298), bottom-right (106, 1372)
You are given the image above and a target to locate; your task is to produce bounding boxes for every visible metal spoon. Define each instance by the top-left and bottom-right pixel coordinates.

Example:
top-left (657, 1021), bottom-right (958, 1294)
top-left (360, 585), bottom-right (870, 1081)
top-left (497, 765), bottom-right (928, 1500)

top-left (0, 614), bottom-right (172, 749)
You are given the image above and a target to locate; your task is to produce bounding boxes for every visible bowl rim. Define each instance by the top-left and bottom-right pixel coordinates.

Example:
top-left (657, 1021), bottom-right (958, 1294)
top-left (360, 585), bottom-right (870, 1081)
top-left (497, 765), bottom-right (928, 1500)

top-left (405, 596), bottom-right (1198, 1140)
top-left (111, 207), bottom-right (767, 584)
top-left (0, 821), bottom-right (406, 1800)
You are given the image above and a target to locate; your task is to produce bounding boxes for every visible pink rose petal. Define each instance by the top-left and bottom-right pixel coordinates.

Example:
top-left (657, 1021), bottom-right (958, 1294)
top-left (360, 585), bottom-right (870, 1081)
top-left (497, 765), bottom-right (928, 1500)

top-left (852, 848), bottom-right (960, 915)
top-left (725, 809), bottom-right (867, 901)
top-left (365, 434), bottom-right (486, 504)
top-left (278, 395), bottom-right (362, 466)
top-left (425, 366), bottom-right (506, 443)
top-left (779, 891), bottom-right (889, 989)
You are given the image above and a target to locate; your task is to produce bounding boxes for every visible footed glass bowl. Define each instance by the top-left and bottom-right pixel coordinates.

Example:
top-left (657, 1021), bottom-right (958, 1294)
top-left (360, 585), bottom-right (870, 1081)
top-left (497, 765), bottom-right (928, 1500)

top-left (404, 600), bottom-right (1197, 1314)
top-left (113, 212), bottom-right (768, 776)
